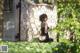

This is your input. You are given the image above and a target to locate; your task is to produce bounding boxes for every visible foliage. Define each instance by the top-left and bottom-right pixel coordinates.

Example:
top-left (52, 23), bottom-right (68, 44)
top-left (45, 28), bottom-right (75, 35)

top-left (0, 41), bottom-right (58, 53)
top-left (0, 41), bottom-right (80, 53)
top-left (53, 0), bottom-right (80, 41)
top-left (52, 0), bottom-right (80, 53)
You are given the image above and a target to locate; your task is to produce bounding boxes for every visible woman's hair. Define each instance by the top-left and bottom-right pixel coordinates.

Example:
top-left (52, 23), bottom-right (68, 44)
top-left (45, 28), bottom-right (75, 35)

top-left (39, 14), bottom-right (48, 22)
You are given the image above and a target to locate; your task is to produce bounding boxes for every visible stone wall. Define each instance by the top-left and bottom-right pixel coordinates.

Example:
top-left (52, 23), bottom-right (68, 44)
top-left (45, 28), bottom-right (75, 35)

top-left (21, 0), bottom-right (57, 41)
top-left (0, 0), bottom-right (4, 39)
top-left (3, 0), bottom-right (19, 41)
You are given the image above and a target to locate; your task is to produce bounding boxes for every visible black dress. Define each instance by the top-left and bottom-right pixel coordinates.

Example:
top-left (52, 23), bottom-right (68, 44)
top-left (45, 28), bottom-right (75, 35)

top-left (41, 22), bottom-right (49, 40)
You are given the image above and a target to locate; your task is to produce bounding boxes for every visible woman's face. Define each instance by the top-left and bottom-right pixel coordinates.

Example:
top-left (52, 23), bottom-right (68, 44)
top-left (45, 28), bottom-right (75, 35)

top-left (44, 18), bottom-right (47, 21)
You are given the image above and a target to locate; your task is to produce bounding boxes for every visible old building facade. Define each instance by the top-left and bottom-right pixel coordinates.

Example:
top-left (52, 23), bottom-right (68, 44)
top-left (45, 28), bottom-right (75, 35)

top-left (0, 0), bottom-right (57, 41)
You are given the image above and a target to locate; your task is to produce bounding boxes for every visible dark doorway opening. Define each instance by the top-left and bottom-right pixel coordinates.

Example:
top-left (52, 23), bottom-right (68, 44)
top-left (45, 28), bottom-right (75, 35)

top-left (15, 0), bottom-right (21, 41)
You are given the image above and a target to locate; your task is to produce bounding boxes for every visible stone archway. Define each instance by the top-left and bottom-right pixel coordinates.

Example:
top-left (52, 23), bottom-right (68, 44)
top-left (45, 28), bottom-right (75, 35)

top-left (20, 0), bottom-right (57, 41)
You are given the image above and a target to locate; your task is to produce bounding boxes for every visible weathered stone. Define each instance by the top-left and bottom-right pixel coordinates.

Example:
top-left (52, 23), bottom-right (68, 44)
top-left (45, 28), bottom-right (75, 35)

top-left (3, 0), bottom-right (20, 41)
top-left (0, 0), bottom-right (4, 39)
top-left (21, 0), bottom-right (57, 41)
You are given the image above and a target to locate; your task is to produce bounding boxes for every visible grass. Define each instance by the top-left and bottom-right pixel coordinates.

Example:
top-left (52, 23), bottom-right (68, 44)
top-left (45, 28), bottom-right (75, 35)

top-left (0, 41), bottom-right (58, 53)
top-left (0, 39), bottom-right (79, 53)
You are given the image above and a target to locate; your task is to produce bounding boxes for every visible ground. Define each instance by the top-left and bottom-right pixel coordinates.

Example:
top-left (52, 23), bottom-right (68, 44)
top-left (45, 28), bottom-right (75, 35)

top-left (0, 41), bottom-right (59, 53)
top-left (0, 40), bottom-right (78, 53)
